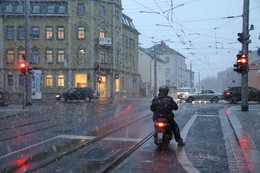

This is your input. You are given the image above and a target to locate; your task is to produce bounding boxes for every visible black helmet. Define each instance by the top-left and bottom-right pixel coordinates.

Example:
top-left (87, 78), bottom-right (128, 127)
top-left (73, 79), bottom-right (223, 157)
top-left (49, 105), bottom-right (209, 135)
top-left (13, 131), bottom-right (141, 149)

top-left (159, 85), bottom-right (169, 95)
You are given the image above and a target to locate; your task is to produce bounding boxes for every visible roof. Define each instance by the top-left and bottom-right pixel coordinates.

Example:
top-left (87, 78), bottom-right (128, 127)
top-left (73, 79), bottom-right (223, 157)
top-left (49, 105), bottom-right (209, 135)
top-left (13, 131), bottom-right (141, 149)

top-left (139, 47), bottom-right (166, 63)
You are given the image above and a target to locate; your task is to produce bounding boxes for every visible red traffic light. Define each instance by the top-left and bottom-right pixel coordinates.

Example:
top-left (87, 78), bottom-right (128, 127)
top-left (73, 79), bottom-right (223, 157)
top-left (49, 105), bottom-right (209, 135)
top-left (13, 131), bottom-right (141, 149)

top-left (234, 53), bottom-right (248, 73)
top-left (19, 62), bottom-right (27, 75)
top-left (97, 77), bottom-right (102, 83)
top-left (115, 74), bottom-right (119, 79)
top-left (20, 63), bottom-right (26, 68)
top-left (240, 57), bottom-right (247, 64)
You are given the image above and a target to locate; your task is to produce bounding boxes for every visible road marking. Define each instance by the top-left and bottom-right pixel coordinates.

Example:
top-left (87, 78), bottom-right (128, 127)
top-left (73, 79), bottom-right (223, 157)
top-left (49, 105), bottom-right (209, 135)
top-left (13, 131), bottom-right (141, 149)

top-left (175, 113), bottom-right (220, 173)
top-left (58, 134), bottom-right (142, 142)
top-left (175, 113), bottom-right (200, 173)
top-left (0, 136), bottom-right (60, 159)
top-left (197, 114), bottom-right (219, 118)
top-left (196, 153), bottom-right (220, 162)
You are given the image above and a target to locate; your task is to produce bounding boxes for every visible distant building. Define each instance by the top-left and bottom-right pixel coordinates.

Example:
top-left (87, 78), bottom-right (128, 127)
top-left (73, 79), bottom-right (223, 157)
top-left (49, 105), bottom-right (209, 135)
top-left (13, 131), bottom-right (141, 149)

top-left (146, 41), bottom-right (192, 93)
top-left (217, 68), bottom-right (241, 92)
top-left (0, 0), bottom-right (140, 102)
top-left (138, 47), bottom-right (166, 96)
top-left (249, 50), bottom-right (260, 90)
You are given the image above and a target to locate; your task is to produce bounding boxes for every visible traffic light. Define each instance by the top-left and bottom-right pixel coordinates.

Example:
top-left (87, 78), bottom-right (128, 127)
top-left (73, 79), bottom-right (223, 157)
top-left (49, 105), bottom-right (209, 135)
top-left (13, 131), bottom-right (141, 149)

top-left (233, 54), bottom-right (248, 73)
top-left (237, 32), bottom-right (250, 44)
top-left (115, 74), bottom-right (119, 79)
top-left (97, 77), bottom-right (102, 83)
top-left (19, 62), bottom-right (27, 75)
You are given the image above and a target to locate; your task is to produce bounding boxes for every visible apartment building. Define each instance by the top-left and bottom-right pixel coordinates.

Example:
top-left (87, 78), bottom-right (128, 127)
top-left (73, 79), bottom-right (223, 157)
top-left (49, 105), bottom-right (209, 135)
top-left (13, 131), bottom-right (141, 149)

top-left (0, 0), bottom-right (140, 102)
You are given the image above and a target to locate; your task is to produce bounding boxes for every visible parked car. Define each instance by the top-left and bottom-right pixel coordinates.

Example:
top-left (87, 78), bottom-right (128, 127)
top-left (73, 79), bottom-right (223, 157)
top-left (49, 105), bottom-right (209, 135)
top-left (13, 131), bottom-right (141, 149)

top-left (223, 86), bottom-right (260, 104)
top-left (181, 89), bottom-right (222, 103)
top-left (56, 87), bottom-right (99, 102)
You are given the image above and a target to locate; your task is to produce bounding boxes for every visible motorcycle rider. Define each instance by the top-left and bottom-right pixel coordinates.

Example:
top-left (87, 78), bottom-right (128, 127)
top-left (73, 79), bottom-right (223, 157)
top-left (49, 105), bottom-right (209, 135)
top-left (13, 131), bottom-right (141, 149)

top-left (150, 85), bottom-right (185, 146)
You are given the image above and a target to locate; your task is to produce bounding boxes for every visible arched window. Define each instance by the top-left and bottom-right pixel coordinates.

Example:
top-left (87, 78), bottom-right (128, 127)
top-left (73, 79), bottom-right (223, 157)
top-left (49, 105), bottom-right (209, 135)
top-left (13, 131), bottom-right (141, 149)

top-left (46, 75), bottom-right (53, 87)
top-left (58, 75), bottom-right (65, 87)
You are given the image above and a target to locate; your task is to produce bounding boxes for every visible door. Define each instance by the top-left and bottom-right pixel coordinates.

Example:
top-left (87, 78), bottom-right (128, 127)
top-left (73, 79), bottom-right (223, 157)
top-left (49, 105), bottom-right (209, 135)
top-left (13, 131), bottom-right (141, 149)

top-left (98, 76), bottom-right (107, 97)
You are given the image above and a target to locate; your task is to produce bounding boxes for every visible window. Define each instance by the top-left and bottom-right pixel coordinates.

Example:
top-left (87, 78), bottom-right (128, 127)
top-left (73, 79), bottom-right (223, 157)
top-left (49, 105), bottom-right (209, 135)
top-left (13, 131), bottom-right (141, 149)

top-left (57, 50), bottom-right (65, 63)
top-left (58, 75), bottom-right (65, 87)
top-left (18, 26), bottom-right (25, 40)
top-left (19, 75), bottom-right (25, 87)
top-left (78, 26), bottom-right (85, 39)
top-left (115, 30), bottom-right (120, 43)
top-left (32, 50), bottom-right (39, 63)
top-left (46, 75), bottom-right (53, 87)
top-left (99, 51), bottom-right (106, 63)
top-left (6, 4), bottom-right (13, 13)
top-left (7, 75), bottom-right (14, 87)
top-left (57, 27), bottom-right (65, 39)
top-left (18, 50), bottom-right (26, 62)
top-left (7, 50), bottom-right (14, 64)
top-left (58, 5), bottom-right (66, 14)
top-left (77, 49), bottom-right (85, 64)
top-left (99, 32), bottom-right (105, 38)
top-left (46, 50), bottom-right (53, 63)
top-left (16, 5), bottom-right (24, 14)
top-left (47, 5), bottom-right (55, 14)
top-left (6, 26), bottom-right (14, 40)
top-left (31, 26), bottom-right (39, 39)
top-left (46, 27), bottom-right (53, 39)
top-left (77, 4), bottom-right (85, 16)
top-left (32, 5), bottom-right (40, 14)
top-left (100, 6), bottom-right (106, 16)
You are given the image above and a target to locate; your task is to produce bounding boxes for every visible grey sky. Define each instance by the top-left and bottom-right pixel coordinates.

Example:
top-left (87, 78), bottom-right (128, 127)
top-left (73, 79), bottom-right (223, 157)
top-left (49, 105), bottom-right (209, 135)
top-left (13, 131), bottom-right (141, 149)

top-left (122, 0), bottom-right (260, 81)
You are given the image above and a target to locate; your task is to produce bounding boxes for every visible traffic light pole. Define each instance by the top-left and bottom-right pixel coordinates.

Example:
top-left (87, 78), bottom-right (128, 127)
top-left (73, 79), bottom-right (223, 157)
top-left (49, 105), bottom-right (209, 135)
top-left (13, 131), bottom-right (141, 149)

top-left (25, 0), bottom-right (32, 105)
top-left (241, 0), bottom-right (250, 111)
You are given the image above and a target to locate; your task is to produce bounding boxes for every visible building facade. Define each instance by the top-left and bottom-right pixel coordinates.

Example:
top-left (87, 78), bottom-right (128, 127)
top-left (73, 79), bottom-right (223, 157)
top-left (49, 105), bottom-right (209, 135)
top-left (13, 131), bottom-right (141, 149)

top-left (146, 41), bottom-right (192, 94)
top-left (138, 47), bottom-right (166, 96)
top-left (0, 0), bottom-right (140, 102)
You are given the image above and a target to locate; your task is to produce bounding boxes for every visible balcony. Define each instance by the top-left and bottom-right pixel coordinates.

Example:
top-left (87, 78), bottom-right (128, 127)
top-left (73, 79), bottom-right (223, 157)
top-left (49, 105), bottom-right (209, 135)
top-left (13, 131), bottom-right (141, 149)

top-left (99, 37), bottom-right (112, 47)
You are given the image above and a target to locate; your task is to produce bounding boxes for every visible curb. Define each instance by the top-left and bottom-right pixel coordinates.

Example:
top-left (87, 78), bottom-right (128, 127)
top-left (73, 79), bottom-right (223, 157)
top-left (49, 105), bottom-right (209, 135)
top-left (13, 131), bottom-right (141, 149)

top-left (226, 106), bottom-right (260, 173)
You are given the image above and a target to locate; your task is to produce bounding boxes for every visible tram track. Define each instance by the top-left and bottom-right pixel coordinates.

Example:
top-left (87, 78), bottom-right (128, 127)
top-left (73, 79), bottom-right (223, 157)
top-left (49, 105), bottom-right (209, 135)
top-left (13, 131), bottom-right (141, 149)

top-left (1, 102), bottom-right (190, 172)
top-left (18, 112), bottom-right (153, 172)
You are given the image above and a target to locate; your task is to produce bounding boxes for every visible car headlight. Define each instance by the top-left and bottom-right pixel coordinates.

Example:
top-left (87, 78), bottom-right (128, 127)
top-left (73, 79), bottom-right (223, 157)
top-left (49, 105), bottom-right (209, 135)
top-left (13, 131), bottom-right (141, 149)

top-left (56, 95), bottom-right (60, 98)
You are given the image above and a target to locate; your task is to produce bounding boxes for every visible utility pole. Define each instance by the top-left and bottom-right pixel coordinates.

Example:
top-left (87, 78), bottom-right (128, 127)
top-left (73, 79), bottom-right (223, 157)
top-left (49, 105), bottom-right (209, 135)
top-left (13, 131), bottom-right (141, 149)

top-left (241, 0), bottom-right (250, 111)
top-left (190, 63), bottom-right (192, 88)
top-left (25, 0), bottom-right (32, 105)
top-left (153, 44), bottom-right (157, 96)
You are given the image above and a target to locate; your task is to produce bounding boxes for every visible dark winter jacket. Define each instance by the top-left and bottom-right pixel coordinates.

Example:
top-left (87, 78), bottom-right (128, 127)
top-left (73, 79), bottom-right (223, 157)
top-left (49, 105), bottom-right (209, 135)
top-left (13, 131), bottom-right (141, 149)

top-left (150, 92), bottom-right (178, 119)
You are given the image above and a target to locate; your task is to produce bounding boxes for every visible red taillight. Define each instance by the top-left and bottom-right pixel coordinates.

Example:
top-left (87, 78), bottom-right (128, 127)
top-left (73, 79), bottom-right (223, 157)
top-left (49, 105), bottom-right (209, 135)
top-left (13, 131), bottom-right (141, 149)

top-left (157, 122), bottom-right (165, 127)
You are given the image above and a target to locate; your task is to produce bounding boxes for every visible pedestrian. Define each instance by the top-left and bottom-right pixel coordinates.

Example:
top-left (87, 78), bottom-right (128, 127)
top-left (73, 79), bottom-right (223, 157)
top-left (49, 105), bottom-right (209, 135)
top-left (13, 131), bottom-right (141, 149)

top-left (150, 85), bottom-right (185, 146)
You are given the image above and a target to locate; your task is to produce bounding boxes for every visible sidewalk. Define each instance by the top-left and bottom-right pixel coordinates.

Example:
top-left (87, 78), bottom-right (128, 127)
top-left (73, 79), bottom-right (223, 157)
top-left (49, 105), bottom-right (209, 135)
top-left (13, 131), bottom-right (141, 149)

top-left (226, 104), bottom-right (260, 172)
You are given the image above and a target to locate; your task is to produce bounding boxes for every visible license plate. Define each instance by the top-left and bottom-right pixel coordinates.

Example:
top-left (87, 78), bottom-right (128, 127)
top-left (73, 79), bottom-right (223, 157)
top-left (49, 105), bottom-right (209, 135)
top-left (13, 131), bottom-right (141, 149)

top-left (157, 133), bottom-right (163, 139)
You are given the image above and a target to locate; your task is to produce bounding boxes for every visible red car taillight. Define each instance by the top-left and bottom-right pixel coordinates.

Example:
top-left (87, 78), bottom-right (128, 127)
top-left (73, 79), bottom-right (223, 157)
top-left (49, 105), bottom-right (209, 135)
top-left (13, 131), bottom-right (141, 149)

top-left (225, 92), bottom-right (231, 95)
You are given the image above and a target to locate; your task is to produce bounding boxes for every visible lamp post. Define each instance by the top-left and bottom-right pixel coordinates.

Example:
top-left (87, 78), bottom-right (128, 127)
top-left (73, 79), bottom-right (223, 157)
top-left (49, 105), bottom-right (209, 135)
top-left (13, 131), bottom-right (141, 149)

top-left (190, 59), bottom-right (201, 89)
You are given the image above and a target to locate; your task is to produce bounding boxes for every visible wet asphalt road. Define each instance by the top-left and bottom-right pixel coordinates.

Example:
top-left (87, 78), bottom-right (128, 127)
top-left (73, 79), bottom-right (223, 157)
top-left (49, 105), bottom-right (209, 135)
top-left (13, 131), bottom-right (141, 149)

top-left (0, 99), bottom-right (248, 173)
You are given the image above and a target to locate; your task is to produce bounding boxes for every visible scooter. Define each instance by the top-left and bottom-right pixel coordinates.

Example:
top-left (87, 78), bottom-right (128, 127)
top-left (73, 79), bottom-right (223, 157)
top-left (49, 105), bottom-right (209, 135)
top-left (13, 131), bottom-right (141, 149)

top-left (153, 118), bottom-right (173, 147)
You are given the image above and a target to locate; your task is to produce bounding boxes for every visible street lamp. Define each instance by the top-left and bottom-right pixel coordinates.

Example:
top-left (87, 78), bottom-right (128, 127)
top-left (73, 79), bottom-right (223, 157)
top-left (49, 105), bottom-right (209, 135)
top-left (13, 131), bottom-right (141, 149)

top-left (190, 59), bottom-right (202, 89)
